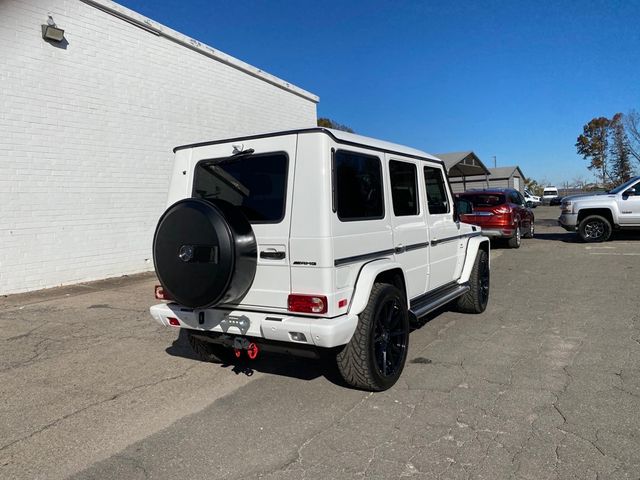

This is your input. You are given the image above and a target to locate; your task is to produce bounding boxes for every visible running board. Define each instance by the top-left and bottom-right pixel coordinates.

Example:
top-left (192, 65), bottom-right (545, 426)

top-left (409, 283), bottom-right (470, 319)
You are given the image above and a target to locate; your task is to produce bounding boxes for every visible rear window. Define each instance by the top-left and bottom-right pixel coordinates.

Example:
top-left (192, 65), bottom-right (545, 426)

top-left (193, 153), bottom-right (288, 223)
top-left (461, 194), bottom-right (505, 207)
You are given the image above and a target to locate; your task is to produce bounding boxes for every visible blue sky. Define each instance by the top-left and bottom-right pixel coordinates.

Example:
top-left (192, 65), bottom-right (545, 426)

top-left (118, 0), bottom-right (640, 185)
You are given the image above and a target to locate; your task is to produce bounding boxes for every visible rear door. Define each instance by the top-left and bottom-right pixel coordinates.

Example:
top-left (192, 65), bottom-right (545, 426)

top-left (191, 135), bottom-right (296, 311)
top-left (386, 156), bottom-right (429, 299)
top-left (423, 165), bottom-right (460, 290)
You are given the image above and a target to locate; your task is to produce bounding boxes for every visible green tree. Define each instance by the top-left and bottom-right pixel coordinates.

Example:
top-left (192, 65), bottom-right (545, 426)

top-left (317, 117), bottom-right (355, 133)
top-left (610, 113), bottom-right (633, 183)
top-left (576, 117), bottom-right (611, 186)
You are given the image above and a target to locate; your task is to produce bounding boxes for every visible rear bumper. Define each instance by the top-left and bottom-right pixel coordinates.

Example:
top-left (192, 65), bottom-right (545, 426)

top-left (558, 213), bottom-right (578, 231)
top-left (480, 227), bottom-right (516, 238)
top-left (150, 303), bottom-right (357, 348)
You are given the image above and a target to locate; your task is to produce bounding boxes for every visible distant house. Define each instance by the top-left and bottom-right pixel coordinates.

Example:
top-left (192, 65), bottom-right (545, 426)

top-left (434, 151), bottom-right (491, 193)
top-left (449, 165), bottom-right (527, 193)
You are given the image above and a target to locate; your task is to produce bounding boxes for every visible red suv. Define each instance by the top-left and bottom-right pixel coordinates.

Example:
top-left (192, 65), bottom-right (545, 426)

top-left (456, 189), bottom-right (534, 248)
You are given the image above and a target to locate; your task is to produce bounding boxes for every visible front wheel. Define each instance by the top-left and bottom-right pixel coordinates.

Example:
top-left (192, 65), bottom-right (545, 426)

top-left (336, 283), bottom-right (409, 391)
top-left (456, 248), bottom-right (490, 313)
top-left (578, 215), bottom-right (612, 242)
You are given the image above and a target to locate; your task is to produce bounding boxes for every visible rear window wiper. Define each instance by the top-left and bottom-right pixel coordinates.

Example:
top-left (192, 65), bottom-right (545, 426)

top-left (212, 148), bottom-right (255, 167)
top-left (203, 164), bottom-right (250, 197)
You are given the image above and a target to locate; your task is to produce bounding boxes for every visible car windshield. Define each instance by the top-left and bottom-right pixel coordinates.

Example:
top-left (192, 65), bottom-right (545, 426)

top-left (608, 176), bottom-right (640, 194)
top-left (461, 194), bottom-right (505, 207)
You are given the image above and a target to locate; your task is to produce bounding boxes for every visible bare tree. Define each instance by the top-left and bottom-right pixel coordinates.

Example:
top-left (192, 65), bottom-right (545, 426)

top-left (610, 113), bottom-right (633, 183)
top-left (624, 110), bottom-right (640, 164)
top-left (572, 175), bottom-right (587, 189)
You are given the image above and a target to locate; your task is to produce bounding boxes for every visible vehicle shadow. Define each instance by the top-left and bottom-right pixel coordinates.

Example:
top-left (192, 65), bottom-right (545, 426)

top-left (165, 308), bottom-right (454, 390)
top-left (166, 328), bottom-right (349, 387)
top-left (533, 231), bottom-right (640, 243)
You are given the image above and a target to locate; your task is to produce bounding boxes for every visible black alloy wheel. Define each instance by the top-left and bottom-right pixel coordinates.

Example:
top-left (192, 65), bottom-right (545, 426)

top-left (477, 250), bottom-right (490, 309)
top-left (373, 295), bottom-right (409, 378)
top-left (336, 283), bottom-right (410, 391)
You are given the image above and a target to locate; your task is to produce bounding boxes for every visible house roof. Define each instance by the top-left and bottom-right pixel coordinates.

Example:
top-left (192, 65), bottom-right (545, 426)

top-left (487, 166), bottom-right (526, 179)
top-left (433, 151), bottom-right (491, 177)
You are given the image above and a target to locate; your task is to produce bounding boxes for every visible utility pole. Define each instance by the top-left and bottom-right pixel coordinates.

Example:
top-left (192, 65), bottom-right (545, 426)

top-left (492, 156), bottom-right (496, 168)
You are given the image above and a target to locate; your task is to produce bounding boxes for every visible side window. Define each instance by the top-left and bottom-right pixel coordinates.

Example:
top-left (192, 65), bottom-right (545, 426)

top-left (423, 166), bottom-right (450, 214)
top-left (334, 150), bottom-right (384, 221)
top-left (389, 160), bottom-right (419, 216)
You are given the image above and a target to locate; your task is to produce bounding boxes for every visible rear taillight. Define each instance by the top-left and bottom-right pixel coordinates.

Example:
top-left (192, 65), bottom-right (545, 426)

top-left (155, 285), bottom-right (172, 301)
top-left (492, 206), bottom-right (511, 215)
top-left (288, 294), bottom-right (328, 314)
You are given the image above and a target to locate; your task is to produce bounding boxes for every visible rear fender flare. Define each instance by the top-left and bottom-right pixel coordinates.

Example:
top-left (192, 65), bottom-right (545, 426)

top-left (459, 237), bottom-right (490, 284)
top-left (349, 259), bottom-right (408, 316)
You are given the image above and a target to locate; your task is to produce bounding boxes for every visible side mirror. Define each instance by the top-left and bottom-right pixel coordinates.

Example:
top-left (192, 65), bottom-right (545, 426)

top-left (624, 187), bottom-right (636, 197)
top-left (454, 198), bottom-right (473, 221)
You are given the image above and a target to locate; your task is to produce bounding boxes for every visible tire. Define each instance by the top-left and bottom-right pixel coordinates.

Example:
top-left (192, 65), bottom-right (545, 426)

top-left (153, 198), bottom-right (257, 308)
top-left (507, 225), bottom-right (521, 248)
top-left (523, 219), bottom-right (534, 238)
top-left (456, 248), bottom-right (490, 314)
top-left (336, 283), bottom-right (409, 391)
top-left (578, 215), bottom-right (612, 242)
top-left (187, 330), bottom-right (236, 364)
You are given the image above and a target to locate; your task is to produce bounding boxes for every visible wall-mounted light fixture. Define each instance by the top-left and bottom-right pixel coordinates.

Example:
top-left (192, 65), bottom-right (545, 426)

top-left (41, 15), bottom-right (65, 42)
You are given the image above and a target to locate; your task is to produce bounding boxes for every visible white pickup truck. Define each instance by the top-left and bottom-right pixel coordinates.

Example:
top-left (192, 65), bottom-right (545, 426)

top-left (558, 176), bottom-right (640, 242)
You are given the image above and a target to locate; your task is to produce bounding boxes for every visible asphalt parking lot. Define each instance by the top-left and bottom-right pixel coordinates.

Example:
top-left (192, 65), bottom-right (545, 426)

top-left (1, 206), bottom-right (639, 479)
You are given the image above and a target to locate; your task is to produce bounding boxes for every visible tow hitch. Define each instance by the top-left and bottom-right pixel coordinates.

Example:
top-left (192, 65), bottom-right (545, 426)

top-left (232, 337), bottom-right (260, 360)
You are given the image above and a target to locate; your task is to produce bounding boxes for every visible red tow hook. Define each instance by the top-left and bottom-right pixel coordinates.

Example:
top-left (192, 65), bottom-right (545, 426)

top-left (234, 348), bottom-right (242, 358)
top-left (247, 342), bottom-right (259, 360)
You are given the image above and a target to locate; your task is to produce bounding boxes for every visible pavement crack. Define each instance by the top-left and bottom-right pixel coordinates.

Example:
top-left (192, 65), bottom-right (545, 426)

top-left (242, 392), bottom-right (373, 479)
top-left (0, 367), bottom-right (195, 453)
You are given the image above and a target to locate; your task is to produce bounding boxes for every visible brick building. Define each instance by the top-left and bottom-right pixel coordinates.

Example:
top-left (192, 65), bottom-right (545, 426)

top-left (0, 0), bottom-right (318, 294)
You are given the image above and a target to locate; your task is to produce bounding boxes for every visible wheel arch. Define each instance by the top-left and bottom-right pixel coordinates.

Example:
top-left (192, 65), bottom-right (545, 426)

top-left (349, 260), bottom-right (408, 316)
top-left (577, 208), bottom-right (614, 225)
top-left (459, 237), bottom-right (490, 284)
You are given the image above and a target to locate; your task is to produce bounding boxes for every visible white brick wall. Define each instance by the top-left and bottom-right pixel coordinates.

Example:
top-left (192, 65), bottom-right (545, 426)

top-left (0, 0), bottom-right (318, 294)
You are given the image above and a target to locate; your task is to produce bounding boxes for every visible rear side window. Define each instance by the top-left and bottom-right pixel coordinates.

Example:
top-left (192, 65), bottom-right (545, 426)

top-left (193, 153), bottom-right (288, 223)
top-left (334, 150), bottom-right (384, 221)
top-left (423, 166), bottom-right (450, 214)
top-left (389, 160), bottom-right (419, 216)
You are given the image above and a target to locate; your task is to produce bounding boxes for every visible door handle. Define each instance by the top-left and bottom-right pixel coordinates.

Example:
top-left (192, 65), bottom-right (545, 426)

top-left (260, 251), bottom-right (286, 260)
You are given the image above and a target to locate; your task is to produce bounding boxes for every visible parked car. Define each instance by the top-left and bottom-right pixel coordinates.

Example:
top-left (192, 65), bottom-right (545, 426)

top-left (523, 188), bottom-right (541, 207)
top-left (549, 196), bottom-right (563, 206)
top-left (456, 188), bottom-right (534, 248)
top-left (542, 186), bottom-right (559, 205)
top-left (149, 128), bottom-right (491, 391)
top-left (558, 176), bottom-right (640, 242)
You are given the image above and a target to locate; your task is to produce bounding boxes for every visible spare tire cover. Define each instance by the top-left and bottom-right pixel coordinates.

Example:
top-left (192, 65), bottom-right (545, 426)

top-left (153, 198), bottom-right (257, 308)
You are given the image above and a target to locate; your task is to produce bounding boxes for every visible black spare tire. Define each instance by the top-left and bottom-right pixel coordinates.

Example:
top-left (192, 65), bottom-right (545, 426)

top-left (153, 198), bottom-right (257, 308)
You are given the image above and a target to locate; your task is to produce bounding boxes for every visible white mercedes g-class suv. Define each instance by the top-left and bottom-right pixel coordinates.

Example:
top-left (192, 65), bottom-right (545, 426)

top-left (150, 128), bottom-right (490, 391)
